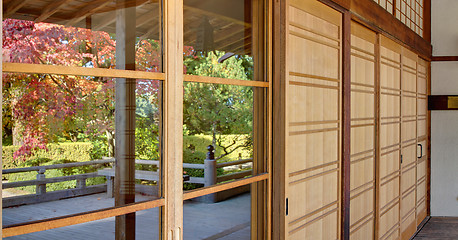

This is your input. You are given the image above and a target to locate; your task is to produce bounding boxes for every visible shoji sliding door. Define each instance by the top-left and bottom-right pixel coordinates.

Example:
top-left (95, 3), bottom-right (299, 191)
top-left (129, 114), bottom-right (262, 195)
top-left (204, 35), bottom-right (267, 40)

top-left (416, 58), bottom-right (428, 226)
top-left (286, 0), bottom-right (342, 239)
top-left (349, 22), bottom-right (376, 240)
top-left (400, 47), bottom-right (418, 240)
top-left (377, 36), bottom-right (429, 240)
top-left (378, 36), bottom-right (402, 240)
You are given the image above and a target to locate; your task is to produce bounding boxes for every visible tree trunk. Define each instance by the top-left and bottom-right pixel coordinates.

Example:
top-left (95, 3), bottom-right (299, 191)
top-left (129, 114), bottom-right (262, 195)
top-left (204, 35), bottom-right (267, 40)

top-left (12, 124), bottom-right (22, 146)
top-left (106, 130), bottom-right (115, 157)
top-left (211, 122), bottom-right (216, 148)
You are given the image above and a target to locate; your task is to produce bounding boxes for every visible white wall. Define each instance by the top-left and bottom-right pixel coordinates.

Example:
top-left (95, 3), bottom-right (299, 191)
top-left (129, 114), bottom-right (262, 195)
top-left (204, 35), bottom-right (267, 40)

top-left (430, 0), bottom-right (458, 216)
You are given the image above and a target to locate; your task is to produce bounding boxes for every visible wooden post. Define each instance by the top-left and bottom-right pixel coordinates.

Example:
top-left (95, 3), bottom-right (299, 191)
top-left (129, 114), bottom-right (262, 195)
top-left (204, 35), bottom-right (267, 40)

top-left (76, 178), bottom-right (86, 189)
top-left (272, 0), bottom-right (287, 238)
top-left (107, 176), bottom-right (114, 198)
top-left (114, 2), bottom-right (136, 239)
top-left (163, 0), bottom-right (184, 238)
top-left (36, 169), bottom-right (46, 195)
top-left (251, 0), bottom-right (269, 238)
top-left (204, 145), bottom-right (217, 202)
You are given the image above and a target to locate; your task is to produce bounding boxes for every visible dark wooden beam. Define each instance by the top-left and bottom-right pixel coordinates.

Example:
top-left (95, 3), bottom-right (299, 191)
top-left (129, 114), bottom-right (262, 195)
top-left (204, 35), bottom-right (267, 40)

top-left (424, 0), bottom-right (431, 43)
top-left (66, 0), bottom-right (114, 26)
top-left (341, 11), bottom-right (351, 240)
top-left (349, 0), bottom-right (432, 59)
top-left (35, 0), bottom-right (72, 22)
top-left (431, 56), bottom-right (458, 62)
top-left (184, 0), bottom-right (250, 27)
top-left (323, 0), bottom-right (350, 10)
top-left (4, 0), bottom-right (33, 19)
top-left (428, 95), bottom-right (458, 110)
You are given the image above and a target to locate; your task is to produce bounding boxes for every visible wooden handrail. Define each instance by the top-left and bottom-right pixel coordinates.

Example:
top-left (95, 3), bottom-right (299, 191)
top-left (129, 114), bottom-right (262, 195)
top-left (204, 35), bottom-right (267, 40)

top-left (3, 159), bottom-right (114, 174)
top-left (2, 158), bottom-right (252, 175)
top-left (217, 170), bottom-right (252, 183)
top-left (3, 173), bottom-right (99, 189)
top-left (216, 158), bottom-right (253, 168)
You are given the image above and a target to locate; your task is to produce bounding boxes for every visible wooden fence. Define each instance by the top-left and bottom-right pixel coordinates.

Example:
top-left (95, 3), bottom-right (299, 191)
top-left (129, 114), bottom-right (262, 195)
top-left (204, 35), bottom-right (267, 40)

top-left (2, 157), bottom-right (253, 207)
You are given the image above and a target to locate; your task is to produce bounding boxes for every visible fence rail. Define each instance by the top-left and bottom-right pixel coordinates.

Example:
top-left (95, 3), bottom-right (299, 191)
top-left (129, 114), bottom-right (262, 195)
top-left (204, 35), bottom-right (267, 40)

top-left (2, 159), bottom-right (114, 174)
top-left (3, 172), bottom-right (99, 189)
top-left (2, 156), bottom-right (253, 206)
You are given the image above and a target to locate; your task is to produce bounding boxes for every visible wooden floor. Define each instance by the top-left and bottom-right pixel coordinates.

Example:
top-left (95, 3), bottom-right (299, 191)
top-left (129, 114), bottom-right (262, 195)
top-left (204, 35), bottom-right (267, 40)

top-left (3, 193), bottom-right (251, 240)
top-left (413, 217), bottom-right (458, 240)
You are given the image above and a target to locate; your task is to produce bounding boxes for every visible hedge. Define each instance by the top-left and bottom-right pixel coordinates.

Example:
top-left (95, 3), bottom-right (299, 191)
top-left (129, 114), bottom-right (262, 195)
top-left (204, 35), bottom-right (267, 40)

top-left (182, 134), bottom-right (252, 190)
top-left (183, 134), bottom-right (252, 163)
top-left (3, 142), bottom-right (94, 170)
top-left (2, 135), bottom-right (252, 193)
top-left (2, 142), bottom-right (105, 193)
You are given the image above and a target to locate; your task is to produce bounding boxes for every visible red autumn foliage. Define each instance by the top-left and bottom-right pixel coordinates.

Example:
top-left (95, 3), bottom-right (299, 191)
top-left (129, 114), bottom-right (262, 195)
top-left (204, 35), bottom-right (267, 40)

top-left (2, 19), bottom-right (164, 159)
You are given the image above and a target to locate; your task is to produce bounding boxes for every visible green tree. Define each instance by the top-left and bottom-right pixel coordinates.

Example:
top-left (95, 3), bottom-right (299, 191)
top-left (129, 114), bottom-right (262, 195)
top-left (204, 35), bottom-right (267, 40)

top-left (183, 51), bottom-right (253, 159)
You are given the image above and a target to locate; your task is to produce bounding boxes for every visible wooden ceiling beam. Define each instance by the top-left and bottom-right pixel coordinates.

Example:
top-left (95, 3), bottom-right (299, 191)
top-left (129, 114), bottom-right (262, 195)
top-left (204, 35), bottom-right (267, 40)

top-left (4, 0), bottom-right (33, 19)
top-left (35, 0), bottom-right (73, 22)
top-left (93, 12), bottom-right (116, 31)
top-left (184, 5), bottom-right (250, 27)
top-left (139, 24), bottom-right (160, 40)
top-left (217, 34), bottom-right (251, 52)
top-left (66, 0), bottom-right (114, 27)
top-left (135, 8), bottom-right (159, 28)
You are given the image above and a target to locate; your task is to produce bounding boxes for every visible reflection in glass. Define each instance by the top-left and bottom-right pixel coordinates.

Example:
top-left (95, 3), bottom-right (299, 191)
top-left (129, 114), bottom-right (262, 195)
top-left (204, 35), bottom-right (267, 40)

top-left (2, 73), bottom-right (161, 239)
top-left (183, 82), bottom-right (253, 191)
top-left (4, 207), bottom-right (160, 240)
top-left (2, 1), bottom-right (162, 72)
top-left (183, 0), bottom-right (256, 80)
top-left (183, 190), bottom-right (251, 240)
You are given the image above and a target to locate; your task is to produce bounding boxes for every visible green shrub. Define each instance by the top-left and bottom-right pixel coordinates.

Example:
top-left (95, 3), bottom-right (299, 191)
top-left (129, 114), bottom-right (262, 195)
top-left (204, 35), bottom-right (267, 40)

top-left (3, 142), bottom-right (94, 170)
top-left (3, 142), bottom-right (105, 194)
top-left (6, 158), bottom-right (109, 193)
top-left (183, 134), bottom-right (252, 163)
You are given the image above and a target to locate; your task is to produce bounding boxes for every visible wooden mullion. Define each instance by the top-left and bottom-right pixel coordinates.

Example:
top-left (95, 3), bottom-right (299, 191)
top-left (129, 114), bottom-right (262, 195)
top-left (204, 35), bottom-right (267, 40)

top-left (184, 74), bottom-right (269, 87)
top-left (3, 62), bottom-right (166, 81)
top-left (341, 11), bottom-right (351, 240)
top-left (393, 0), bottom-right (397, 17)
top-left (163, 0), bottom-right (183, 238)
top-left (183, 174), bottom-right (268, 200)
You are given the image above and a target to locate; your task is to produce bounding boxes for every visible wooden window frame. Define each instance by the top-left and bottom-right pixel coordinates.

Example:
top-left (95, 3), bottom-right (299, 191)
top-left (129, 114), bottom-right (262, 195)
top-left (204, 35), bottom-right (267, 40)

top-left (1, 0), bottom-right (273, 239)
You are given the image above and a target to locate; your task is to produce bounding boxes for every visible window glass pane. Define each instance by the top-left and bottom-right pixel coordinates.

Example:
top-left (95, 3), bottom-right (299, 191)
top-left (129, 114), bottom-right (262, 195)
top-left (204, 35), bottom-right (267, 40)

top-left (183, 187), bottom-right (252, 239)
top-left (183, 82), bottom-right (254, 191)
top-left (2, 73), bottom-right (162, 238)
top-left (183, 0), bottom-right (265, 81)
top-left (3, 1), bottom-right (162, 72)
top-left (4, 208), bottom-right (160, 240)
